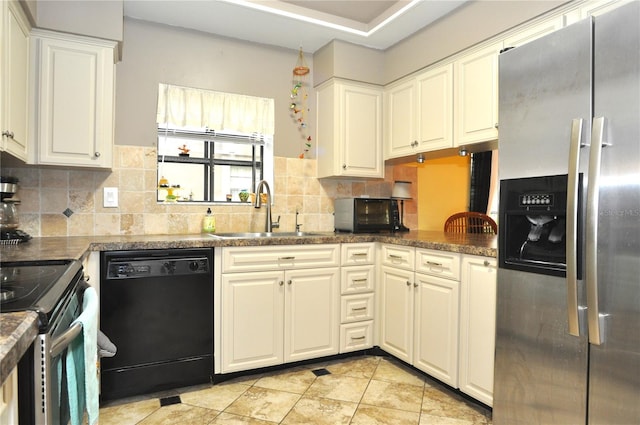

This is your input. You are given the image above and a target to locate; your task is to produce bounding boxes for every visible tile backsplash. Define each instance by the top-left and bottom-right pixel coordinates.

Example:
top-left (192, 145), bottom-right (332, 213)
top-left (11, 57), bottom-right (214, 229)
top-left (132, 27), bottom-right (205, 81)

top-left (4, 145), bottom-right (416, 237)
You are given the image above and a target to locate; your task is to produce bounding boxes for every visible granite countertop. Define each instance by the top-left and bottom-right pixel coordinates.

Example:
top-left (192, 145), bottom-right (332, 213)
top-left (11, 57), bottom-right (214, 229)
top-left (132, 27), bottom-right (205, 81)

top-left (0, 230), bottom-right (497, 385)
top-left (0, 230), bottom-right (496, 263)
top-left (0, 311), bottom-right (39, 386)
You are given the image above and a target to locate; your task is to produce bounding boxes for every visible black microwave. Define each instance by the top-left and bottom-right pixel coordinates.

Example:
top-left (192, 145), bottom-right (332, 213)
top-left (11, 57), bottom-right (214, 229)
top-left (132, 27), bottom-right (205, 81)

top-left (334, 198), bottom-right (400, 233)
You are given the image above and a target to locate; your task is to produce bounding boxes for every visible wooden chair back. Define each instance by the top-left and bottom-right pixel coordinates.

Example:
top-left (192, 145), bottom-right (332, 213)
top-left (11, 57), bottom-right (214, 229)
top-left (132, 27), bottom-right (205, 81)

top-left (444, 212), bottom-right (497, 234)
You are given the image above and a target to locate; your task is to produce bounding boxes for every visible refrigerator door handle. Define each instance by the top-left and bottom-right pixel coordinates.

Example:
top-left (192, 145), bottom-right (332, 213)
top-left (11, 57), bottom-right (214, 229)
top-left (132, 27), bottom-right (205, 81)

top-left (567, 118), bottom-right (584, 337)
top-left (586, 116), bottom-right (609, 345)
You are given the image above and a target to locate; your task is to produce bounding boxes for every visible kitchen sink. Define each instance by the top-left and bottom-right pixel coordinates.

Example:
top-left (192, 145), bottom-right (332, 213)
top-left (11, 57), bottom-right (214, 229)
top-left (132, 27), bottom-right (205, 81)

top-left (208, 231), bottom-right (327, 239)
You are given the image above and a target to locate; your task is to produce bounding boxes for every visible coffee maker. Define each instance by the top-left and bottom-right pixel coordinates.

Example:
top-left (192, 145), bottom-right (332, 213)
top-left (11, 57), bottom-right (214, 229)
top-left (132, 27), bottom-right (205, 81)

top-left (0, 176), bottom-right (31, 244)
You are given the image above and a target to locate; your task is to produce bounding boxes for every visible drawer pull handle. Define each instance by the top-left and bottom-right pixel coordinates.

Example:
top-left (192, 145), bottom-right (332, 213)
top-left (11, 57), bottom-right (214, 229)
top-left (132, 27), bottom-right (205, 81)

top-left (352, 253), bottom-right (368, 257)
top-left (351, 307), bottom-right (367, 312)
top-left (279, 256), bottom-right (295, 260)
top-left (426, 261), bottom-right (443, 267)
top-left (350, 336), bottom-right (366, 341)
top-left (389, 254), bottom-right (403, 259)
top-left (352, 278), bottom-right (368, 283)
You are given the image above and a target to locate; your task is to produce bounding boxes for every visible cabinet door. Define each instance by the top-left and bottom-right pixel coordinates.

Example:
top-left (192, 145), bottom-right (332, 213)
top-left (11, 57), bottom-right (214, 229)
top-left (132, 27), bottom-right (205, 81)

top-left (454, 42), bottom-right (501, 146)
top-left (384, 79), bottom-right (416, 159)
top-left (1, 1), bottom-right (29, 161)
top-left (416, 63), bottom-right (453, 152)
top-left (459, 255), bottom-right (497, 406)
top-left (413, 272), bottom-right (459, 387)
top-left (379, 265), bottom-right (414, 363)
top-left (31, 31), bottom-right (115, 167)
top-left (221, 271), bottom-right (284, 373)
top-left (339, 82), bottom-right (383, 178)
top-left (284, 267), bottom-right (340, 362)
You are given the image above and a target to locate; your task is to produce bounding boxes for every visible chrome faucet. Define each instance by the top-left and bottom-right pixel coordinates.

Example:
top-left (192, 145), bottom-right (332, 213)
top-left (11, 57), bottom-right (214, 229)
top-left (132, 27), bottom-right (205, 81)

top-left (295, 209), bottom-right (302, 232)
top-left (254, 180), bottom-right (280, 232)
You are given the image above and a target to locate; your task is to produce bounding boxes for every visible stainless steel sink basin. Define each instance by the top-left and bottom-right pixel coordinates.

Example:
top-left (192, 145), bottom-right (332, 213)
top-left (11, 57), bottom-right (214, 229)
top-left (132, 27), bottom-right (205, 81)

top-left (208, 231), bottom-right (325, 239)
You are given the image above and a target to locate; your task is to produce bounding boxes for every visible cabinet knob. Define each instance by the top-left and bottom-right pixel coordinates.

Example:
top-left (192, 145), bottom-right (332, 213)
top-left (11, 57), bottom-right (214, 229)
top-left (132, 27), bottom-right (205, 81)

top-left (411, 140), bottom-right (418, 148)
top-left (2, 130), bottom-right (14, 139)
top-left (494, 123), bottom-right (499, 129)
top-left (287, 279), bottom-right (293, 285)
top-left (484, 260), bottom-right (491, 267)
top-left (414, 282), bottom-right (418, 288)
top-left (342, 164), bottom-right (347, 170)
top-left (279, 280), bottom-right (284, 286)
top-left (406, 281), bottom-right (411, 286)
top-left (94, 152), bottom-right (101, 158)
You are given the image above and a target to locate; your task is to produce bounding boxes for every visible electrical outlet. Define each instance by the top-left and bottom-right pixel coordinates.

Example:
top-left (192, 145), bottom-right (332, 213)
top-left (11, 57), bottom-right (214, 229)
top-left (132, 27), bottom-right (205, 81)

top-left (104, 187), bottom-right (119, 208)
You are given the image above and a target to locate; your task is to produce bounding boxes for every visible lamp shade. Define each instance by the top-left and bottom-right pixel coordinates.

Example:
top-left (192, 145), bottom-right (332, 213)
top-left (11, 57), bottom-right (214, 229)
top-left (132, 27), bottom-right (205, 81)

top-left (392, 181), bottom-right (412, 199)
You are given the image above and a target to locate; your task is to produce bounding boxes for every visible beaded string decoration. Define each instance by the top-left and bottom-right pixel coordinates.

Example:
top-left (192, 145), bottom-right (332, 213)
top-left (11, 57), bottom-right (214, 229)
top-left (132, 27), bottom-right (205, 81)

top-left (290, 48), bottom-right (311, 158)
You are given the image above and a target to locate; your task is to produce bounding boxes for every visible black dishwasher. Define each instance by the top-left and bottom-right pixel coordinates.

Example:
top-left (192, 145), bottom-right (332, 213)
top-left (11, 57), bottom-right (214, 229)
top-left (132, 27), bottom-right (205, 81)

top-left (99, 248), bottom-right (213, 401)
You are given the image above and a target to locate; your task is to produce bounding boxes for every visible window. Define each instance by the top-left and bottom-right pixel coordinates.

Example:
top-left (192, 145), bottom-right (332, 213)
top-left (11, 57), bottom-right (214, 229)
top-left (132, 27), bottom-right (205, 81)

top-left (156, 83), bottom-right (274, 204)
top-left (157, 128), bottom-right (272, 202)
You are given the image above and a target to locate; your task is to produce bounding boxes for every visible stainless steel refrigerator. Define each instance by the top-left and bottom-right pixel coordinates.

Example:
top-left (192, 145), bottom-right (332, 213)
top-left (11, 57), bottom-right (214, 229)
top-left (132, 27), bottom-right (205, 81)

top-left (495, 2), bottom-right (640, 424)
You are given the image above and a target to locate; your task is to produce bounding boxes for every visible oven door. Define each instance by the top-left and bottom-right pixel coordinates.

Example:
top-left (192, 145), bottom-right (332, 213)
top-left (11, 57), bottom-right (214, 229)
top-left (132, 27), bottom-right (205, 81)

top-left (18, 282), bottom-right (83, 425)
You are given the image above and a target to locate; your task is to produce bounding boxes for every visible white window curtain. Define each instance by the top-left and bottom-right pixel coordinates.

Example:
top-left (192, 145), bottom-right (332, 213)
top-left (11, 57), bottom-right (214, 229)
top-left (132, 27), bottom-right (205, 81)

top-left (157, 83), bottom-right (275, 135)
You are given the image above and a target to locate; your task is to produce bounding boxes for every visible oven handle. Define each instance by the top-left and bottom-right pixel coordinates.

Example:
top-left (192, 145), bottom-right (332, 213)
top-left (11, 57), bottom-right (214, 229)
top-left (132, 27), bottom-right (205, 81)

top-left (50, 322), bottom-right (83, 358)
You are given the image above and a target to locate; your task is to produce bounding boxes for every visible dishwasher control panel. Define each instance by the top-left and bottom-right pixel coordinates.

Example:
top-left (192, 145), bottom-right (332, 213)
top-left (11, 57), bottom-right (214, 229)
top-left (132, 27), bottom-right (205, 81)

top-left (107, 257), bottom-right (210, 279)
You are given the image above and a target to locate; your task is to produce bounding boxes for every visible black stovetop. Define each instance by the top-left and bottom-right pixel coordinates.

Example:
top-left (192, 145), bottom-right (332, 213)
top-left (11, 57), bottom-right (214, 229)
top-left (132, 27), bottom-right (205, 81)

top-left (0, 260), bottom-right (83, 330)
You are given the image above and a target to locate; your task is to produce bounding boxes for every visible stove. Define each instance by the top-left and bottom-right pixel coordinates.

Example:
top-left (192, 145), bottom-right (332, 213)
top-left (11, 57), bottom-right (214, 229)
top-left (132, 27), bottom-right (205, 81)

top-left (1, 260), bottom-right (83, 332)
top-left (1, 259), bottom-right (86, 424)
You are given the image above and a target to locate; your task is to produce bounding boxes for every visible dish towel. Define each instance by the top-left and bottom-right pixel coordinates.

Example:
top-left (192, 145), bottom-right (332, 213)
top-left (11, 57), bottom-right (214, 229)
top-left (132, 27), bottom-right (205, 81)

top-left (66, 286), bottom-right (99, 425)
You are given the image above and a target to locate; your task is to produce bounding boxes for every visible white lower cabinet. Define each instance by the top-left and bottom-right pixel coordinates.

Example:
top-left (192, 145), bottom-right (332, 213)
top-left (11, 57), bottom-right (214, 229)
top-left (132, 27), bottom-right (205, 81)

top-left (220, 245), bottom-right (340, 373)
top-left (340, 243), bottom-right (376, 353)
top-left (0, 367), bottom-right (18, 425)
top-left (459, 255), bottom-right (497, 406)
top-left (379, 244), bottom-right (461, 388)
top-left (222, 270), bottom-right (284, 372)
top-left (379, 264), bottom-right (414, 363)
top-left (413, 272), bottom-right (459, 386)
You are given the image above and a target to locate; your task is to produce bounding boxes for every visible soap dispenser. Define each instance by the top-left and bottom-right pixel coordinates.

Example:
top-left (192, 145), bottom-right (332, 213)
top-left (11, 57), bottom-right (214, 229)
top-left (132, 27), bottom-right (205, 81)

top-left (202, 208), bottom-right (216, 233)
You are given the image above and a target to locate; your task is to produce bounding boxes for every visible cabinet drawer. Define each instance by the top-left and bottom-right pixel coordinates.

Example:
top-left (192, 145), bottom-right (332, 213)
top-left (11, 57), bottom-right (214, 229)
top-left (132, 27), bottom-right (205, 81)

top-left (415, 249), bottom-right (460, 281)
top-left (380, 244), bottom-right (415, 270)
top-left (341, 293), bottom-right (375, 323)
top-left (341, 265), bottom-right (375, 294)
top-left (340, 321), bottom-right (374, 353)
top-left (222, 244), bottom-right (340, 273)
top-left (341, 243), bottom-right (375, 265)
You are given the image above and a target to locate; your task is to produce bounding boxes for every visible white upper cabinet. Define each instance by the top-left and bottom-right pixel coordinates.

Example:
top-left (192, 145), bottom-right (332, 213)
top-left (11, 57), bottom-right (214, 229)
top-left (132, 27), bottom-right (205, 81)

top-left (503, 16), bottom-right (565, 49)
top-left (385, 63), bottom-right (454, 160)
top-left (565, 0), bottom-right (635, 25)
top-left (384, 78), bottom-right (416, 159)
top-left (415, 64), bottom-right (454, 153)
top-left (316, 78), bottom-right (383, 178)
top-left (454, 42), bottom-right (501, 147)
top-left (29, 30), bottom-right (116, 168)
top-left (1, 1), bottom-right (30, 162)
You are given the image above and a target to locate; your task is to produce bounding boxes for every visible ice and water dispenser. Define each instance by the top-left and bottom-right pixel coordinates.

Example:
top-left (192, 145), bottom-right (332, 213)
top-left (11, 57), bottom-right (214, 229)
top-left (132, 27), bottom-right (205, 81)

top-left (499, 174), bottom-right (582, 277)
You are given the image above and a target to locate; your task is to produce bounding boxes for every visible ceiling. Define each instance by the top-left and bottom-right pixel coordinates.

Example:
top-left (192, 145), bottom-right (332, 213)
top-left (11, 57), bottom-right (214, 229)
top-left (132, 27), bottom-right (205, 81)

top-left (123, 0), bottom-right (468, 52)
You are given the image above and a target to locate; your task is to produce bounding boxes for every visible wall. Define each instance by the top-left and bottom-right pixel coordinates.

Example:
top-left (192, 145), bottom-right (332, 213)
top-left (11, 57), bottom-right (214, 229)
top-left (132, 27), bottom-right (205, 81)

top-left (383, 0), bottom-right (566, 83)
top-left (21, 0), bottom-right (123, 42)
top-left (4, 147), bottom-right (405, 237)
top-left (417, 155), bottom-right (470, 231)
top-left (115, 18), bottom-right (314, 159)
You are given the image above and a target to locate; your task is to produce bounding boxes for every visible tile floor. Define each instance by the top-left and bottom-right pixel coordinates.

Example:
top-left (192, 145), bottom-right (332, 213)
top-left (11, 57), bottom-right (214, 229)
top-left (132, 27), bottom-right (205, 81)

top-left (98, 355), bottom-right (492, 425)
